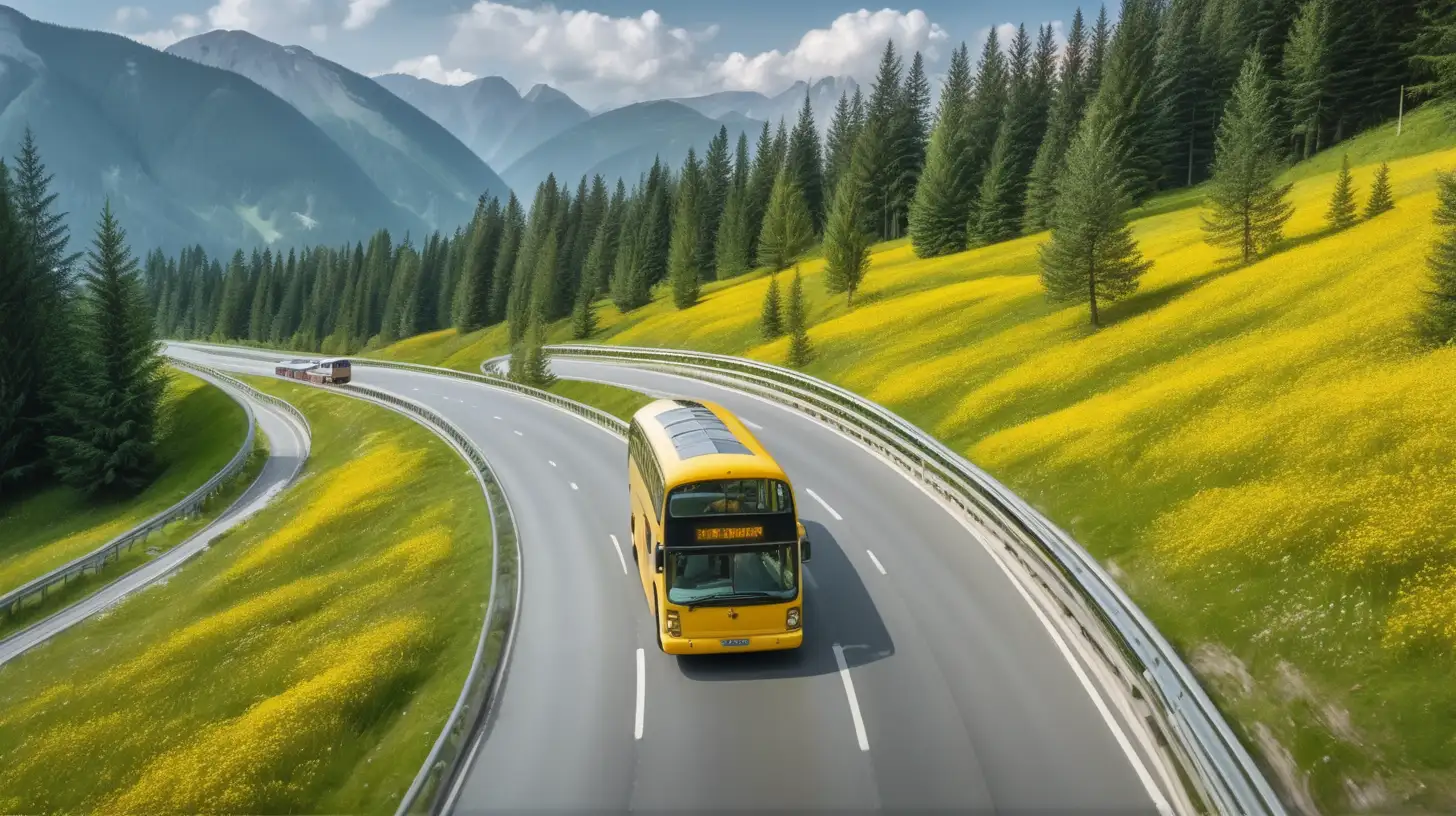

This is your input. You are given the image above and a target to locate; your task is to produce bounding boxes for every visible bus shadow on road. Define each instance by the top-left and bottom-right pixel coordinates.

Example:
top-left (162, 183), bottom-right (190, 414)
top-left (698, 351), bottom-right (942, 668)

top-left (674, 520), bottom-right (894, 682)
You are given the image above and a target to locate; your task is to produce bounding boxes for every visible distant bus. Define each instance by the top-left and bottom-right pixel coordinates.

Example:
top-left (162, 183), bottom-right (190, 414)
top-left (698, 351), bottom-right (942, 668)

top-left (627, 399), bottom-right (811, 654)
top-left (274, 358), bottom-right (351, 385)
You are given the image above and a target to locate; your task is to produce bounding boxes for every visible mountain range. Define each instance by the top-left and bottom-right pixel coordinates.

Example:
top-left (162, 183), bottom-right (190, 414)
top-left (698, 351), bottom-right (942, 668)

top-left (166, 30), bottom-right (510, 234)
top-left (372, 73), bottom-right (589, 173)
top-left (672, 77), bottom-right (860, 134)
top-left (0, 5), bottom-right (422, 256)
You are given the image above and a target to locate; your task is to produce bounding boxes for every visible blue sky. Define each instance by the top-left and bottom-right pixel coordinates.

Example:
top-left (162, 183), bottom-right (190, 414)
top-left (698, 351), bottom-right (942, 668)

top-left (9, 1), bottom-right (1097, 107)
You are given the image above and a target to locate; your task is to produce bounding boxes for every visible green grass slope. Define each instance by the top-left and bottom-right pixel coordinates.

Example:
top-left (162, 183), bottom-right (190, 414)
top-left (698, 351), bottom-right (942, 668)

top-left (0, 377), bottom-right (492, 813)
top-left (370, 105), bottom-right (1456, 812)
top-left (0, 369), bottom-right (249, 597)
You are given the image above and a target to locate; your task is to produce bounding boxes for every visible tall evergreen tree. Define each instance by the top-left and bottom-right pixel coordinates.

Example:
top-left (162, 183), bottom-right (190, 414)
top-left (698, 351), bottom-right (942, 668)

top-left (271, 249), bottom-right (304, 343)
top-left (1155, 0), bottom-right (1218, 188)
top-left (1038, 101), bottom-right (1153, 327)
top-left (861, 40), bottom-right (906, 240)
top-left (785, 266), bottom-right (813, 368)
top-left (0, 162), bottom-right (47, 491)
top-left (700, 126), bottom-right (732, 273)
top-left (1283, 0), bottom-right (1333, 159)
top-left (1326, 153), bottom-right (1358, 231)
top-left (745, 121), bottom-right (779, 263)
top-left (1025, 9), bottom-right (1091, 233)
top-left (973, 24), bottom-right (1051, 245)
top-left (1093, 0), bottom-right (1166, 200)
top-left (669, 149), bottom-right (704, 308)
top-left (1413, 0), bottom-right (1456, 110)
top-left (1202, 52), bottom-right (1294, 264)
top-left (757, 167), bottom-right (814, 271)
top-left (787, 91), bottom-right (827, 233)
top-left (715, 180), bottom-right (751, 279)
top-left (49, 202), bottom-right (165, 496)
top-left (1366, 162), bottom-right (1395, 218)
top-left (570, 275), bottom-right (598, 339)
top-left (611, 188), bottom-right (646, 311)
top-left (892, 51), bottom-right (932, 237)
top-left (910, 42), bottom-right (974, 256)
top-left (507, 315), bottom-right (556, 389)
top-left (1417, 169), bottom-right (1456, 346)
top-left (584, 180), bottom-right (626, 297)
top-left (824, 90), bottom-right (857, 205)
top-left (823, 175), bottom-right (872, 306)
top-left (761, 271), bottom-right (783, 340)
top-left (963, 27), bottom-right (1010, 229)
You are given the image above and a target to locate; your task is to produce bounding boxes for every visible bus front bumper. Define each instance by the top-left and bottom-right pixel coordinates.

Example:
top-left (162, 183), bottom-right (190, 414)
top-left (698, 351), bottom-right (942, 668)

top-left (662, 628), bottom-right (803, 655)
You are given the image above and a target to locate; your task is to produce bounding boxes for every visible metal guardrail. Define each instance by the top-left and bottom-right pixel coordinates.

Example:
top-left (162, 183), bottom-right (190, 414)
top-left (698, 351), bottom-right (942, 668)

top-left (544, 343), bottom-right (1286, 816)
top-left (0, 364), bottom-right (260, 617)
top-left (169, 359), bottom-right (313, 444)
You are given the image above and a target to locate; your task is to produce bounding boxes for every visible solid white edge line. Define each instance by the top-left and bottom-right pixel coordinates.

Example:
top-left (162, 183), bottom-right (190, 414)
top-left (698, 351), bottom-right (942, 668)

top-left (513, 430), bottom-right (523, 437)
top-left (804, 488), bottom-right (843, 521)
top-left (609, 534), bottom-right (629, 575)
top-left (635, 648), bottom-right (646, 740)
top-left (741, 417), bottom-right (764, 430)
top-left (565, 362), bottom-right (1173, 810)
top-left (832, 643), bottom-right (870, 752)
top-left (866, 550), bottom-right (887, 575)
top-left (493, 415), bottom-right (502, 420)
top-left (549, 460), bottom-right (557, 467)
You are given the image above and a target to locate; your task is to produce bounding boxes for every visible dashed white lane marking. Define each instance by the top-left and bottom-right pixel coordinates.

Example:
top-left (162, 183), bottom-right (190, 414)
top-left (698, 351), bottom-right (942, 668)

top-left (609, 534), bottom-right (629, 575)
top-left (571, 482), bottom-right (579, 491)
top-left (740, 416), bottom-right (764, 430)
top-left (833, 643), bottom-right (869, 752)
top-left (635, 648), bottom-right (646, 740)
top-left (549, 460), bottom-right (557, 467)
top-left (493, 415), bottom-right (502, 420)
top-left (804, 488), bottom-right (843, 521)
top-left (866, 550), bottom-right (887, 575)
top-left (513, 430), bottom-right (523, 437)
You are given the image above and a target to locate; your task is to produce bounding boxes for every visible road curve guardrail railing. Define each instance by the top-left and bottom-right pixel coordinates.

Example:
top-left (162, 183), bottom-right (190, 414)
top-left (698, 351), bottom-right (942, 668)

top-left (543, 343), bottom-right (1286, 816)
top-left (0, 364), bottom-right (261, 618)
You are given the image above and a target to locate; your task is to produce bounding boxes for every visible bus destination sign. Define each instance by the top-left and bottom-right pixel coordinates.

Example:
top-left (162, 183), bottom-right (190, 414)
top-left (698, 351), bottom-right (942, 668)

top-left (695, 525), bottom-right (764, 542)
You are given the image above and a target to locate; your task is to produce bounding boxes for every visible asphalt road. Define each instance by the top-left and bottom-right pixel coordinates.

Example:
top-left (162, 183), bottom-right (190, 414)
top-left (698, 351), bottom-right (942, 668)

top-left (0, 368), bottom-right (310, 667)
top-left (166, 344), bottom-right (1174, 815)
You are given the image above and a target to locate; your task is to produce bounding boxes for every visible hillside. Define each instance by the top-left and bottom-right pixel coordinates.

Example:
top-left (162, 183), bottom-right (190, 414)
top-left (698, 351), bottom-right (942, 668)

top-left (502, 100), bottom-right (764, 192)
top-left (0, 5), bottom-right (420, 254)
top-left (167, 31), bottom-right (510, 231)
top-left (371, 108), bottom-right (1456, 812)
top-left (372, 73), bottom-right (587, 171)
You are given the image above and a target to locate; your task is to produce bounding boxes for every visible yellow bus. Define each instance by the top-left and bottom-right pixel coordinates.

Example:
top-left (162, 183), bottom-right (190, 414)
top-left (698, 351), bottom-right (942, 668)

top-left (627, 399), bottom-right (812, 654)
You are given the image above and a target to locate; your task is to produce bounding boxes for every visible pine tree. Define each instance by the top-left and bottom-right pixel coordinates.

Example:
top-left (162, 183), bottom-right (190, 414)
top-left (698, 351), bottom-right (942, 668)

top-left (745, 121), bottom-right (778, 263)
top-left (1417, 169), bottom-right (1456, 346)
top-left (507, 315), bottom-right (556, 389)
top-left (824, 90), bottom-right (856, 205)
top-left (700, 126), bottom-right (732, 273)
top-left (761, 271), bottom-right (783, 340)
top-left (669, 149), bottom-right (703, 308)
top-left (909, 42), bottom-right (974, 257)
top-left (489, 193), bottom-right (525, 324)
top-left (1092, 0), bottom-right (1166, 200)
top-left (49, 202), bottom-right (165, 496)
top-left (1283, 0), bottom-right (1332, 159)
top-left (1413, 0), bottom-right (1456, 110)
top-left (892, 51), bottom-right (932, 237)
top-left (715, 180), bottom-right (750, 279)
top-left (964, 27), bottom-right (1010, 229)
top-left (1025, 9), bottom-right (1090, 233)
top-left (1202, 52), bottom-right (1294, 264)
top-left (0, 162), bottom-right (47, 491)
top-left (1038, 101), bottom-right (1153, 327)
top-left (823, 175), bottom-right (872, 306)
top-left (1154, 0), bottom-right (1218, 188)
top-left (973, 24), bottom-right (1048, 245)
top-left (570, 278), bottom-right (598, 339)
top-left (1326, 153), bottom-right (1358, 231)
top-left (1087, 5), bottom-right (1113, 95)
top-left (757, 167), bottom-right (814, 271)
top-left (456, 197), bottom-right (504, 331)
top-left (787, 91), bottom-right (827, 233)
top-left (1366, 162), bottom-right (1395, 218)
top-left (785, 266), bottom-right (813, 368)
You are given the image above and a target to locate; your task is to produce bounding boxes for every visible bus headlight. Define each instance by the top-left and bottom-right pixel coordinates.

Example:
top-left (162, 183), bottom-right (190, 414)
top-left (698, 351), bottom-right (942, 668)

top-left (665, 609), bottom-right (681, 638)
top-left (786, 607), bottom-right (801, 630)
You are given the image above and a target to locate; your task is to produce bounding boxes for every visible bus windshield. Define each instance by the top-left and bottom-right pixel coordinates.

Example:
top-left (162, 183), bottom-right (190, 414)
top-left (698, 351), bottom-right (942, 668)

top-left (667, 544), bottom-right (799, 605)
top-left (668, 479), bottom-right (792, 517)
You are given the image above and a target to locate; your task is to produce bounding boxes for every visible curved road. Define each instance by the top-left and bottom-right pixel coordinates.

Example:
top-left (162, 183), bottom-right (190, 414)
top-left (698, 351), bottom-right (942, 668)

top-left (0, 370), bottom-right (310, 667)
top-left (166, 343), bottom-right (1175, 815)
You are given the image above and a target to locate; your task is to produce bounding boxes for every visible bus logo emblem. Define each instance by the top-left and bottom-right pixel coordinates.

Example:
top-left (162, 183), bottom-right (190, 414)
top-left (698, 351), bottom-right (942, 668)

top-left (727, 609), bottom-right (738, 619)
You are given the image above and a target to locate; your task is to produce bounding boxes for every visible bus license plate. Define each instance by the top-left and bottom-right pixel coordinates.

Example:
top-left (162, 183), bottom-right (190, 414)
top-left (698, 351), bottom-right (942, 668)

top-left (720, 638), bottom-right (751, 647)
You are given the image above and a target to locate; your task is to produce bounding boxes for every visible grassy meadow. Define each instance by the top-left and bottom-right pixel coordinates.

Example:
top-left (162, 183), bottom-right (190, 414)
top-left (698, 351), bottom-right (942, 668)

top-left (0, 377), bottom-right (492, 814)
top-left (0, 369), bottom-right (249, 597)
top-left (368, 106), bottom-right (1456, 810)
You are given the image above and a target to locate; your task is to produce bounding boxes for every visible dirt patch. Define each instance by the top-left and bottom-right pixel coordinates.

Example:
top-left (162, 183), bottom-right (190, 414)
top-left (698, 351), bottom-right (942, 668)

top-left (1342, 776), bottom-right (1392, 812)
top-left (1254, 722), bottom-right (1319, 816)
top-left (1274, 660), bottom-right (1363, 746)
top-left (1190, 642), bottom-right (1254, 698)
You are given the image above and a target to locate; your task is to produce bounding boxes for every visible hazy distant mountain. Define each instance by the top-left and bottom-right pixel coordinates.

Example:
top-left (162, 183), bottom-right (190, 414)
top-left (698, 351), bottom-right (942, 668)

top-left (373, 73), bottom-right (588, 172)
top-left (167, 30), bottom-right (508, 231)
top-left (673, 77), bottom-right (859, 133)
top-left (0, 5), bottom-right (420, 255)
top-left (502, 100), bottom-right (764, 193)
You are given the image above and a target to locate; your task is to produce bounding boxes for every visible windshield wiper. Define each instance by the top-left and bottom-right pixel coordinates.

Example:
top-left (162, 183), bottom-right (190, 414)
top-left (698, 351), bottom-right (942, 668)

top-left (687, 591), bottom-right (776, 610)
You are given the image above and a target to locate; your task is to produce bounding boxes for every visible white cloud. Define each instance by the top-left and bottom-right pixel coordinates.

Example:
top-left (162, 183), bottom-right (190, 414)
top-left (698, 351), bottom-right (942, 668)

top-left (130, 12), bottom-right (204, 49)
top-left (309, 23), bottom-right (329, 41)
top-left (710, 9), bottom-right (947, 93)
top-left (343, 0), bottom-right (390, 31)
top-left (384, 54), bottom-right (479, 86)
top-left (205, 0), bottom-right (325, 33)
top-left (113, 6), bottom-right (149, 25)
top-left (445, 3), bottom-right (947, 107)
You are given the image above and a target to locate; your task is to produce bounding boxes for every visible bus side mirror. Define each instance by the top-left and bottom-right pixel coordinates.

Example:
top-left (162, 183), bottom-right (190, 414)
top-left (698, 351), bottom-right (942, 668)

top-left (800, 538), bottom-right (812, 562)
top-left (654, 547), bottom-right (665, 573)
